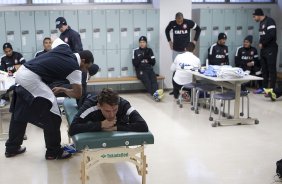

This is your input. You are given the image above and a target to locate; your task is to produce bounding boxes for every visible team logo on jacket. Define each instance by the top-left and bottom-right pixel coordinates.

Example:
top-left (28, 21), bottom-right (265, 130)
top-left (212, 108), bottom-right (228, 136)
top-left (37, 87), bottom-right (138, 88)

top-left (262, 24), bottom-right (265, 29)
top-left (224, 50), bottom-right (226, 53)
top-left (251, 51), bottom-right (254, 55)
top-left (183, 24), bottom-right (187, 29)
top-left (64, 37), bottom-right (69, 43)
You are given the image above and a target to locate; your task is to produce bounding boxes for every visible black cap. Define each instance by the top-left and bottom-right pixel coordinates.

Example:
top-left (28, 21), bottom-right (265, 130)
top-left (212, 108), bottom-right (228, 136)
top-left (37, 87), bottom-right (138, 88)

top-left (88, 64), bottom-right (99, 76)
top-left (244, 35), bottom-right (253, 43)
top-left (218, 33), bottom-right (227, 40)
top-left (79, 50), bottom-right (94, 64)
top-left (3, 43), bottom-right (12, 50)
top-left (139, 36), bottom-right (147, 42)
top-left (55, 17), bottom-right (67, 29)
top-left (253, 8), bottom-right (264, 16)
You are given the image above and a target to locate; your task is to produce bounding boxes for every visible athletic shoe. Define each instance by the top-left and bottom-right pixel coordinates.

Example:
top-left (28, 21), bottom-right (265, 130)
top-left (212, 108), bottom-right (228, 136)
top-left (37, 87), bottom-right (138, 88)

top-left (0, 99), bottom-right (7, 108)
top-left (63, 144), bottom-right (77, 154)
top-left (263, 88), bottom-right (276, 101)
top-left (153, 89), bottom-right (164, 102)
top-left (263, 88), bottom-right (272, 95)
top-left (181, 92), bottom-right (191, 102)
top-left (253, 88), bottom-right (264, 94)
top-left (45, 148), bottom-right (72, 160)
top-left (5, 146), bottom-right (26, 158)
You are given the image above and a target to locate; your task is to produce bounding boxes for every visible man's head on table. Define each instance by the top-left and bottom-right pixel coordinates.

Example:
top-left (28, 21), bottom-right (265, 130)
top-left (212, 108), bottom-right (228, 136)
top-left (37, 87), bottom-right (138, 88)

top-left (97, 88), bottom-right (120, 122)
top-left (3, 43), bottom-right (13, 57)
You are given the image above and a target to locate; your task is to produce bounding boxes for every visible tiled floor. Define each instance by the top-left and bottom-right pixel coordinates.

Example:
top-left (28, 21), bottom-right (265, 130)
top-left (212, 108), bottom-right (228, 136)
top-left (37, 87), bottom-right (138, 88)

top-left (0, 92), bottom-right (282, 184)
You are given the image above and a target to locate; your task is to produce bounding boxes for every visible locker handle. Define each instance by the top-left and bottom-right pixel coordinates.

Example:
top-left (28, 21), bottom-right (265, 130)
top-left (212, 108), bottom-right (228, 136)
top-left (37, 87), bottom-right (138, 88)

top-left (7, 31), bottom-right (14, 35)
top-left (212, 26), bottom-right (219, 31)
top-left (22, 30), bottom-right (29, 35)
top-left (51, 30), bottom-right (58, 34)
top-left (80, 29), bottom-right (86, 33)
top-left (93, 28), bottom-right (100, 33)
top-left (225, 26), bottom-right (231, 31)
top-left (201, 27), bottom-right (207, 30)
top-left (236, 26), bottom-right (243, 30)
top-left (121, 28), bottom-right (127, 32)
top-left (108, 67), bottom-right (115, 72)
top-left (36, 30), bottom-right (44, 34)
top-left (147, 27), bottom-right (154, 32)
top-left (121, 67), bottom-right (128, 71)
top-left (248, 26), bottom-right (254, 30)
top-left (134, 28), bottom-right (141, 32)
top-left (107, 28), bottom-right (114, 32)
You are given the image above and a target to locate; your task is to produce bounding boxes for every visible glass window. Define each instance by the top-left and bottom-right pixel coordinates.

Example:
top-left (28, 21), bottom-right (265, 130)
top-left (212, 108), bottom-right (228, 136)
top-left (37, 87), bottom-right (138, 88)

top-left (63, 0), bottom-right (89, 2)
top-left (94, 0), bottom-right (121, 2)
top-left (0, 0), bottom-right (27, 4)
top-left (205, 0), bottom-right (225, 2)
top-left (230, 0), bottom-right (251, 2)
top-left (122, 0), bottom-right (148, 2)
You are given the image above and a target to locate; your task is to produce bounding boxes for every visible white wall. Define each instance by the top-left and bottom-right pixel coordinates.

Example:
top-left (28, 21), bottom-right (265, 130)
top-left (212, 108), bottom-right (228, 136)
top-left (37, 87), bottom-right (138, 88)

top-left (159, 0), bottom-right (192, 88)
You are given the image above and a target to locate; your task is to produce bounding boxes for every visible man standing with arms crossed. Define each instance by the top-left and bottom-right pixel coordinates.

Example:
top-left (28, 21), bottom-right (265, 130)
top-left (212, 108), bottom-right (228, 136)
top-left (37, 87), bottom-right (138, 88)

top-left (165, 12), bottom-right (201, 94)
top-left (253, 8), bottom-right (278, 94)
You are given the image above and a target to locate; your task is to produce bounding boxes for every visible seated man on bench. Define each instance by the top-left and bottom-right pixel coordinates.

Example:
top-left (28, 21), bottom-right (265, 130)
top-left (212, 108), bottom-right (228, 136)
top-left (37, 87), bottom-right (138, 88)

top-left (69, 88), bottom-right (148, 136)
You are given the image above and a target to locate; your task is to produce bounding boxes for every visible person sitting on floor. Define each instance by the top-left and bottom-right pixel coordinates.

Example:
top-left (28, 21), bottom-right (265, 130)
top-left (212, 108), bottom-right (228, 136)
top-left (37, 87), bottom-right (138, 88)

top-left (170, 42), bottom-right (201, 101)
top-left (68, 88), bottom-right (149, 136)
top-left (132, 36), bottom-right (164, 102)
top-left (235, 35), bottom-right (262, 92)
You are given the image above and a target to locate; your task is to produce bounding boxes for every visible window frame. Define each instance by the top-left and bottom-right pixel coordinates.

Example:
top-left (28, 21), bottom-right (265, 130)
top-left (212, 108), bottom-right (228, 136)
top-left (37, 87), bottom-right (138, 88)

top-left (192, 0), bottom-right (275, 3)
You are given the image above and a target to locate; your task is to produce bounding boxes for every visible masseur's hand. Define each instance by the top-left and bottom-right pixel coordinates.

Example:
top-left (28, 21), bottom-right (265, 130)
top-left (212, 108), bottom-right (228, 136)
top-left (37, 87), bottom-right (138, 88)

top-left (52, 87), bottom-right (66, 95)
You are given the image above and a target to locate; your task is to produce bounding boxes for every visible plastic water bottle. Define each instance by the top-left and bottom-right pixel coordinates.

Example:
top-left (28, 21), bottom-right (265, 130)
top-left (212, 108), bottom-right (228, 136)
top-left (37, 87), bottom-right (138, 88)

top-left (206, 59), bottom-right (209, 69)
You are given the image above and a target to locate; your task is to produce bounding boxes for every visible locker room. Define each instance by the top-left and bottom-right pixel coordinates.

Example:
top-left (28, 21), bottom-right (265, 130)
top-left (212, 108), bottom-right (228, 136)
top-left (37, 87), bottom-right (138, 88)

top-left (0, 0), bottom-right (282, 184)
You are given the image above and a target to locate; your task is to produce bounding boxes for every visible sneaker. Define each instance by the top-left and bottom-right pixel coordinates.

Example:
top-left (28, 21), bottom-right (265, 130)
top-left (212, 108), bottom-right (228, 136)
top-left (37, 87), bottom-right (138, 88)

top-left (263, 88), bottom-right (272, 94)
top-left (63, 144), bottom-right (77, 154)
top-left (264, 88), bottom-right (277, 101)
top-left (182, 92), bottom-right (190, 102)
top-left (5, 146), bottom-right (26, 158)
top-left (153, 89), bottom-right (164, 102)
top-left (253, 88), bottom-right (264, 94)
top-left (45, 148), bottom-right (72, 160)
top-left (0, 99), bottom-right (7, 108)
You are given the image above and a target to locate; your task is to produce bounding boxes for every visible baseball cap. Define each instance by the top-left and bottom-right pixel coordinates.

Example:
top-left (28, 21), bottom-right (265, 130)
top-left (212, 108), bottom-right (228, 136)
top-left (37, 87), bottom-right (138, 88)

top-left (218, 33), bottom-right (227, 40)
top-left (244, 35), bottom-right (253, 43)
top-left (253, 8), bottom-right (264, 16)
top-left (56, 17), bottom-right (67, 29)
top-left (3, 43), bottom-right (13, 50)
top-left (139, 36), bottom-right (147, 42)
top-left (88, 64), bottom-right (99, 76)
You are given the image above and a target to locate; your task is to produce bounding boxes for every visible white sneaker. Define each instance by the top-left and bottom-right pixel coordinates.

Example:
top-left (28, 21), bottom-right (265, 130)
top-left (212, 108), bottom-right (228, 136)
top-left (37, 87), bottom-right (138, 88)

top-left (0, 99), bottom-right (7, 108)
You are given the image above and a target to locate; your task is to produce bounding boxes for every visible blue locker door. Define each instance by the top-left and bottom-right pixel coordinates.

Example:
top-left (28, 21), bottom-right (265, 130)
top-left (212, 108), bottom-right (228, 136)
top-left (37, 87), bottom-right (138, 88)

top-left (228, 45), bottom-right (235, 67)
top-left (247, 9), bottom-right (259, 47)
top-left (146, 9), bottom-right (159, 49)
top-left (106, 10), bottom-right (120, 50)
top-left (279, 46), bottom-right (282, 70)
top-left (133, 10), bottom-right (146, 48)
top-left (120, 10), bottom-right (133, 50)
top-left (22, 53), bottom-right (33, 62)
top-left (93, 49), bottom-right (107, 78)
top-left (199, 46), bottom-right (209, 66)
top-left (211, 9), bottom-right (224, 44)
top-left (63, 10), bottom-right (78, 32)
top-left (49, 10), bottom-right (64, 40)
top-left (35, 11), bottom-right (50, 51)
top-left (224, 9), bottom-right (236, 48)
top-left (92, 10), bottom-right (106, 50)
top-left (5, 11), bottom-right (21, 52)
top-left (120, 49), bottom-right (133, 90)
top-left (151, 46), bottom-right (160, 75)
top-left (78, 10), bottom-right (92, 50)
top-left (235, 9), bottom-right (248, 46)
top-left (198, 9), bottom-right (212, 47)
top-left (20, 11), bottom-right (36, 53)
top-left (0, 12), bottom-right (6, 55)
top-left (106, 50), bottom-right (121, 78)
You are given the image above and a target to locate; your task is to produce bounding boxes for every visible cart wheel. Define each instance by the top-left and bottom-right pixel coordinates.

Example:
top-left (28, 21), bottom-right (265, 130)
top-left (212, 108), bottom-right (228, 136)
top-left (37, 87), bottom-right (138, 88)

top-left (255, 120), bottom-right (259, 124)
top-left (179, 104), bottom-right (183, 108)
top-left (209, 117), bottom-right (213, 121)
top-left (195, 110), bottom-right (199, 114)
top-left (240, 112), bottom-right (244, 116)
top-left (211, 122), bottom-right (218, 127)
top-left (222, 112), bottom-right (226, 117)
top-left (237, 123), bottom-right (242, 125)
top-left (191, 107), bottom-right (194, 111)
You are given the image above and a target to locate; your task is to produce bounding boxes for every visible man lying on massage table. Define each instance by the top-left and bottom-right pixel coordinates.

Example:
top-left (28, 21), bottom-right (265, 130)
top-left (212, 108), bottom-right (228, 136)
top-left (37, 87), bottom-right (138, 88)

top-left (68, 88), bottom-right (149, 136)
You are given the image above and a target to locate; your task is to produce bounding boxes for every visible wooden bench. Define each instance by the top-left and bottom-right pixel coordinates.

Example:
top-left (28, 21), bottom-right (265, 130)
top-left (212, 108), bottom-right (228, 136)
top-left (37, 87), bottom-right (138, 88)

top-left (87, 76), bottom-right (165, 89)
top-left (63, 98), bottom-right (154, 184)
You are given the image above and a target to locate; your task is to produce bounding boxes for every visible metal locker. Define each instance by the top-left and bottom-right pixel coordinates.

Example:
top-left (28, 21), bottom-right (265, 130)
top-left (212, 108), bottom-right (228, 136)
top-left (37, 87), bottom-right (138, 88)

top-left (34, 11), bottom-right (50, 51)
top-left (192, 9), bottom-right (212, 47)
top-left (20, 11), bottom-right (36, 53)
top-left (5, 11), bottom-right (21, 52)
top-left (133, 9), bottom-right (146, 48)
top-left (228, 45), bottom-right (235, 67)
top-left (22, 52), bottom-right (33, 62)
top-left (151, 47), bottom-right (160, 75)
top-left (106, 50), bottom-right (121, 78)
top-left (224, 9), bottom-right (236, 48)
top-left (93, 49), bottom-right (107, 78)
top-left (199, 46), bottom-right (209, 66)
top-left (106, 10), bottom-right (120, 50)
top-left (49, 10), bottom-right (64, 41)
top-left (120, 49), bottom-right (134, 77)
top-left (63, 10), bottom-right (79, 33)
top-left (0, 12), bottom-right (6, 55)
top-left (211, 9), bottom-right (224, 44)
top-left (235, 9), bottom-right (248, 46)
top-left (146, 9), bottom-right (159, 49)
top-left (279, 46), bottom-right (282, 70)
top-left (92, 10), bottom-right (106, 50)
top-left (120, 10), bottom-right (133, 50)
top-left (78, 10), bottom-right (92, 50)
top-left (247, 9), bottom-right (259, 47)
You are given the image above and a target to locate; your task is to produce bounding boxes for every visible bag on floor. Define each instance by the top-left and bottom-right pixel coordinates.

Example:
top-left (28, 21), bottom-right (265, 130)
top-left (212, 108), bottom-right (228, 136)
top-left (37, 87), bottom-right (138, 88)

top-left (276, 159), bottom-right (282, 178)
